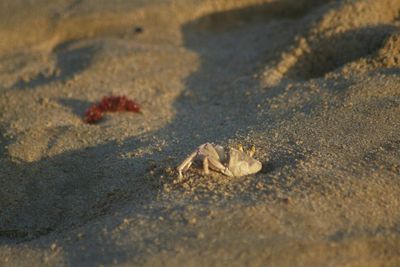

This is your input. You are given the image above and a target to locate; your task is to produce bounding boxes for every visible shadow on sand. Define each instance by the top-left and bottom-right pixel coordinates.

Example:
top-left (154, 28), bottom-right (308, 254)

top-left (1, 0), bottom-right (396, 264)
top-left (12, 41), bottom-right (98, 90)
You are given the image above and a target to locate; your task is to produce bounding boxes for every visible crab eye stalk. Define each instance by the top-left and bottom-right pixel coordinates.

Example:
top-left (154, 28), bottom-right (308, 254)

top-left (237, 144), bottom-right (244, 152)
top-left (249, 145), bottom-right (256, 157)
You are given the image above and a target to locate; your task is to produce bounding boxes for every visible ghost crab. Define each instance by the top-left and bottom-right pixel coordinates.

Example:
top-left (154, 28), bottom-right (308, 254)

top-left (177, 143), bottom-right (262, 179)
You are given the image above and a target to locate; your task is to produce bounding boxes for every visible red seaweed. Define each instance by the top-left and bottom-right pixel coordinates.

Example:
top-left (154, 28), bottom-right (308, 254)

top-left (84, 95), bottom-right (140, 124)
top-left (84, 105), bottom-right (103, 124)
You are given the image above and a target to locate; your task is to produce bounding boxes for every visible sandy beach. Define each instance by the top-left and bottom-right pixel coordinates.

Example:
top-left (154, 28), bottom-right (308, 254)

top-left (0, 0), bottom-right (400, 266)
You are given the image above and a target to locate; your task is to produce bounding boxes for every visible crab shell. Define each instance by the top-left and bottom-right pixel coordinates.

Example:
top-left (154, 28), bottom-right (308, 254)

top-left (228, 148), bottom-right (262, 177)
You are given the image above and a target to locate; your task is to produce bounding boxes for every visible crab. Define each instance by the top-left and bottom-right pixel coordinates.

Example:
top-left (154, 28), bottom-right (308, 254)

top-left (177, 143), bottom-right (262, 179)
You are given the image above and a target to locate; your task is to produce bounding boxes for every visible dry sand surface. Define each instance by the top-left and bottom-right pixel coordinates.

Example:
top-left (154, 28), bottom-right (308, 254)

top-left (1, 0), bottom-right (400, 266)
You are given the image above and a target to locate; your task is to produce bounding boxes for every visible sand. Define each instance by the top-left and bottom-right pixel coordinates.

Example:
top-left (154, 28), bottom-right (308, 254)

top-left (0, 0), bottom-right (400, 266)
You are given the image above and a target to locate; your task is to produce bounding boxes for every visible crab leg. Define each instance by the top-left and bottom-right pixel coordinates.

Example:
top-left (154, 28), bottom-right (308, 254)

top-left (208, 157), bottom-right (234, 177)
top-left (182, 161), bottom-right (193, 172)
top-left (203, 157), bottom-right (209, 174)
top-left (177, 151), bottom-right (197, 179)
